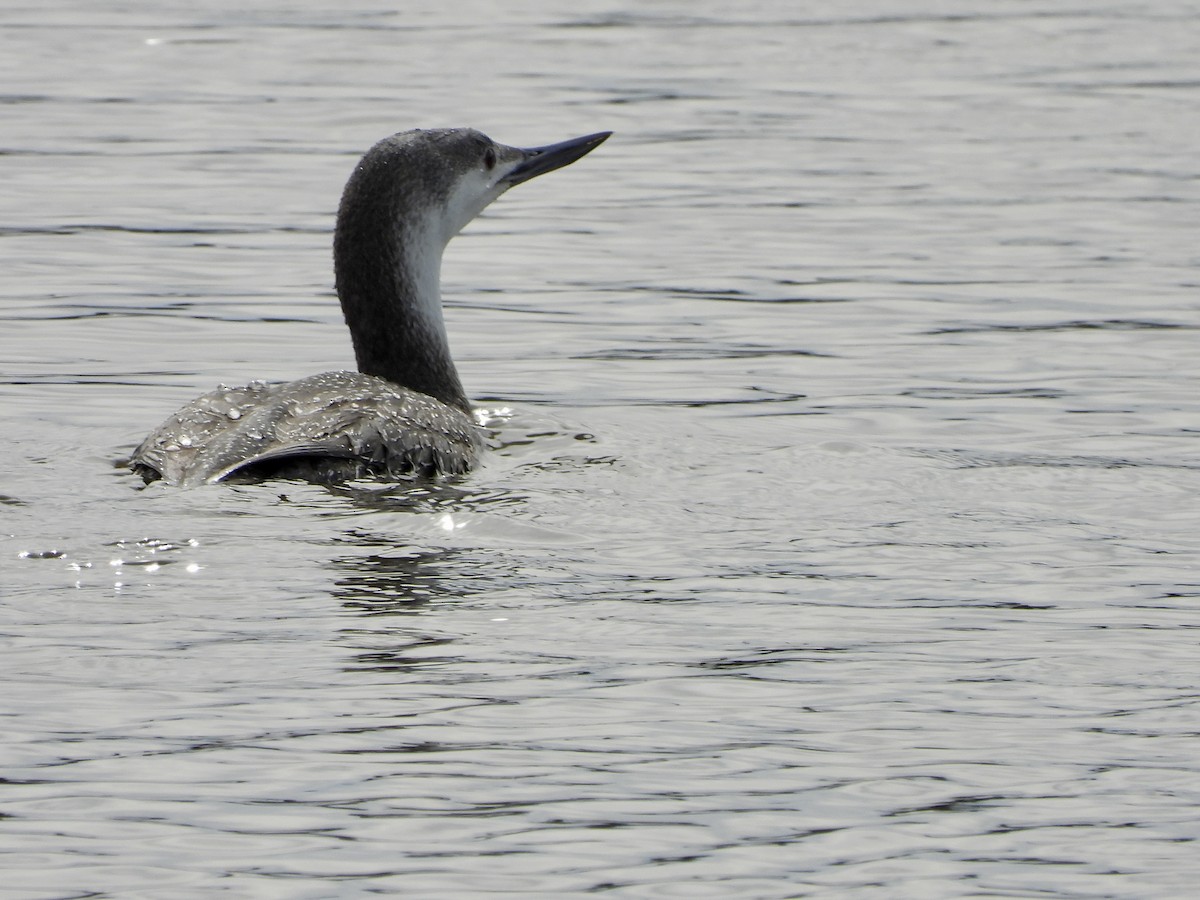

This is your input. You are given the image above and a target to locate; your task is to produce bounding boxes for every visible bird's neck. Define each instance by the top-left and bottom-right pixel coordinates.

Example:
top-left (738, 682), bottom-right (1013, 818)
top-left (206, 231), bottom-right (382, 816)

top-left (334, 210), bottom-right (471, 414)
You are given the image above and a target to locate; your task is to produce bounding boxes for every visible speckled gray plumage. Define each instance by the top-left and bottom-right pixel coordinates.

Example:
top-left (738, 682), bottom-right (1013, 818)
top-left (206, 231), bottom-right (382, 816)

top-left (132, 371), bottom-right (483, 488)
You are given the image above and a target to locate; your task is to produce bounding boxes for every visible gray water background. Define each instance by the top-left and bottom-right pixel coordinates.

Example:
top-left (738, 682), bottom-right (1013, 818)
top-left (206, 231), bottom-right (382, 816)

top-left (3, 1), bottom-right (1200, 896)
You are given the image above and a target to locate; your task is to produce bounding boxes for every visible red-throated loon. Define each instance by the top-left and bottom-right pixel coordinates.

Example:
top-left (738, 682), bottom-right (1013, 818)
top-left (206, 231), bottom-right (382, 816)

top-left (131, 128), bottom-right (610, 487)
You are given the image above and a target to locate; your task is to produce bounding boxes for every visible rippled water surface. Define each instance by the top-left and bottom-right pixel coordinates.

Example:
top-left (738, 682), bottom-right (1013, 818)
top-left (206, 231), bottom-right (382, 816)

top-left (4, 1), bottom-right (1200, 896)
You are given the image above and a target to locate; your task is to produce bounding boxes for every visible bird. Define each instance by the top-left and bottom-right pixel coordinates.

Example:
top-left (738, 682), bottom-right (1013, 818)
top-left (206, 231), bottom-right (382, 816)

top-left (130, 127), bottom-right (610, 488)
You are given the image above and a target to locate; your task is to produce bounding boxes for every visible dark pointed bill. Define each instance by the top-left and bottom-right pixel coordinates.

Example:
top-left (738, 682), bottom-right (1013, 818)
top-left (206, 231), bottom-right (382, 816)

top-left (503, 131), bottom-right (611, 186)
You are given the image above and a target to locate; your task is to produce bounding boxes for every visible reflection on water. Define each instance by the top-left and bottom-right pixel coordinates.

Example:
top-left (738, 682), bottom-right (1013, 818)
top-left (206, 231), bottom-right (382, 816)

top-left (330, 546), bottom-right (483, 672)
top-left (330, 545), bottom-right (482, 613)
top-left (3, 0), bottom-right (1200, 896)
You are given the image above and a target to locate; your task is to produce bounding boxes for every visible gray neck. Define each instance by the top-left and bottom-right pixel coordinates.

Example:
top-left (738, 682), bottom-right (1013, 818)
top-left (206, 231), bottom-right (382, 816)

top-left (333, 186), bottom-right (470, 414)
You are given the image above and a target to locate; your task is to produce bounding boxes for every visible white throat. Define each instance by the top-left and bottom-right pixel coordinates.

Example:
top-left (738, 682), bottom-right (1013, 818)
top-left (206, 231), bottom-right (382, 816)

top-left (401, 220), bottom-right (451, 342)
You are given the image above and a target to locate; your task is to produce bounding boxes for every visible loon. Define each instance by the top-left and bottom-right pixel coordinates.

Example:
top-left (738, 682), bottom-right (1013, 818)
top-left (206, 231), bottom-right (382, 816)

top-left (131, 127), bottom-right (610, 487)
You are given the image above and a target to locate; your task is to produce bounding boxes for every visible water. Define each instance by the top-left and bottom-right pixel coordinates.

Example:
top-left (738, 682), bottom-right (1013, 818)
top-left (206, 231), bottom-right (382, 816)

top-left (3, 1), bottom-right (1200, 896)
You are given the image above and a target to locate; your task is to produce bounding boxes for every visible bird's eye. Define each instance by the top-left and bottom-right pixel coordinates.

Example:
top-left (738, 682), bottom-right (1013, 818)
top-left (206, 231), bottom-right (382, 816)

top-left (483, 147), bottom-right (497, 170)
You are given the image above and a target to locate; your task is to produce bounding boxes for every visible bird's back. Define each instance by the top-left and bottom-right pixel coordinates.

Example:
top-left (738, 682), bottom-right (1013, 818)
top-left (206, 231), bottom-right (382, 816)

top-left (131, 371), bottom-right (484, 488)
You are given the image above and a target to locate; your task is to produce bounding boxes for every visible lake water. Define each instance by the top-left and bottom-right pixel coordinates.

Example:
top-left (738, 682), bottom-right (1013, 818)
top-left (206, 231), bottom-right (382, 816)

top-left (3, 1), bottom-right (1200, 896)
